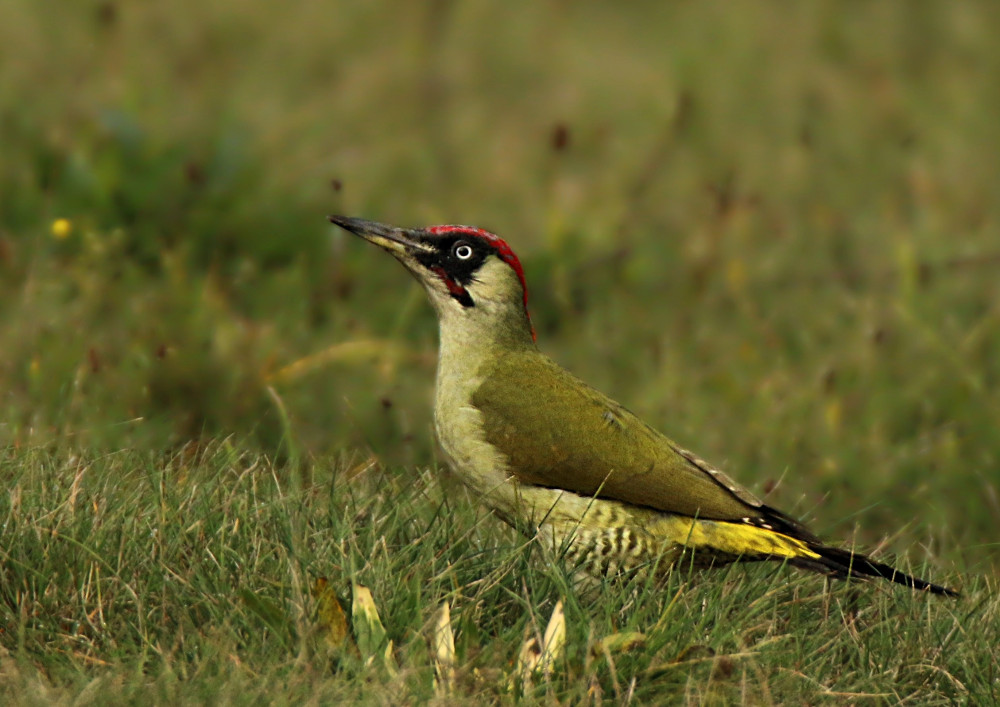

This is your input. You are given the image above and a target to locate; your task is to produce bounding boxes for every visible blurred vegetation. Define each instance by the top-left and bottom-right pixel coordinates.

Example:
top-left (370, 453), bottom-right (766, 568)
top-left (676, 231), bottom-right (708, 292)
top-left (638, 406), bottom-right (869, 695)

top-left (1, 0), bottom-right (998, 702)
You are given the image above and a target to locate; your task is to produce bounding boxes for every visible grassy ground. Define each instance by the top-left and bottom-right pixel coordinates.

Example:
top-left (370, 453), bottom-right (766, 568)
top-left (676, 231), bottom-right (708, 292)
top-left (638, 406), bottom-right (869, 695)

top-left (2, 1), bottom-right (998, 703)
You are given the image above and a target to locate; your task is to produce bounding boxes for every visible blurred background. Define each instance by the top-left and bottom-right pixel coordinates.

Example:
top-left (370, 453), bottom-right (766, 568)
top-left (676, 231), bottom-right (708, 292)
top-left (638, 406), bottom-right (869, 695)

top-left (1, 2), bottom-right (997, 567)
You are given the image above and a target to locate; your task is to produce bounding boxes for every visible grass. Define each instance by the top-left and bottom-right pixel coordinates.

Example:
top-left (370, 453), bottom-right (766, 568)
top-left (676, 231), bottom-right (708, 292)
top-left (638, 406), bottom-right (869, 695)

top-left (2, 0), bottom-right (999, 703)
top-left (1, 445), bottom-right (993, 704)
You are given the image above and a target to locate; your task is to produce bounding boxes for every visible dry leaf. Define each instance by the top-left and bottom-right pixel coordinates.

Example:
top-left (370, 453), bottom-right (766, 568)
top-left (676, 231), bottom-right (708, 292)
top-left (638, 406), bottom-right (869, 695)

top-left (312, 577), bottom-right (352, 654)
top-left (512, 600), bottom-right (566, 691)
top-left (539, 600), bottom-right (565, 677)
top-left (432, 601), bottom-right (456, 697)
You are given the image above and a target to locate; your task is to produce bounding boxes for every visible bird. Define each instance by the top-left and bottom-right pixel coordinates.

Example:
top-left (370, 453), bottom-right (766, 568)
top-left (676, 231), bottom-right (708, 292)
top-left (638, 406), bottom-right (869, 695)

top-left (329, 215), bottom-right (958, 597)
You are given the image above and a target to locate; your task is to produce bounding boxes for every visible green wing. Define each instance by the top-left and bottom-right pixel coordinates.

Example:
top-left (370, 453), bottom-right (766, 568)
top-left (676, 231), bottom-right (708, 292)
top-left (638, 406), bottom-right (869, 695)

top-left (472, 350), bottom-right (766, 522)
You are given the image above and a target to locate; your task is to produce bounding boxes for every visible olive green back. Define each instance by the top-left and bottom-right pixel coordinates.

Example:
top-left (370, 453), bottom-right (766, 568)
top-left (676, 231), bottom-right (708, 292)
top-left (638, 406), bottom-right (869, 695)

top-left (472, 350), bottom-right (765, 521)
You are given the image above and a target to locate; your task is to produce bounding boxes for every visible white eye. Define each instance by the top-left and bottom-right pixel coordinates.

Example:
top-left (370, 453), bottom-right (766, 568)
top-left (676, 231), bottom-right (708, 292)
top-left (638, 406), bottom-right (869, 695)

top-left (454, 243), bottom-right (473, 260)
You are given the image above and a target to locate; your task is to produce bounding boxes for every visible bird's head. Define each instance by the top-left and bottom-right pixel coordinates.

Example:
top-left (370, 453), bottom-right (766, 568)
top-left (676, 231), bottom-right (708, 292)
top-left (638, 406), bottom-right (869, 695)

top-left (330, 215), bottom-right (536, 344)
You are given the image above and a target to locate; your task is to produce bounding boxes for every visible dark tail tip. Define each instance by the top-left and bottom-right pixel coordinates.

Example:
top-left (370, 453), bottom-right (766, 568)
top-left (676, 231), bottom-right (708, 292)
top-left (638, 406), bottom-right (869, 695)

top-left (797, 545), bottom-right (960, 597)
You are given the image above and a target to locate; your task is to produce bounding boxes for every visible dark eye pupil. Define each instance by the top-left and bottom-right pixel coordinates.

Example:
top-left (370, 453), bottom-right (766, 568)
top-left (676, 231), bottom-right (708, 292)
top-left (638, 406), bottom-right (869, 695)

top-left (455, 243), bottom-right (472, 259)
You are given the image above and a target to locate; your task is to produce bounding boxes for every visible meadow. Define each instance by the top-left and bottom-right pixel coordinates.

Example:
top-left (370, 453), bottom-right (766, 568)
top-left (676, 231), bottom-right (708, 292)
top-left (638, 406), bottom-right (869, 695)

top-left (1, 2), bottom-right (998, 703)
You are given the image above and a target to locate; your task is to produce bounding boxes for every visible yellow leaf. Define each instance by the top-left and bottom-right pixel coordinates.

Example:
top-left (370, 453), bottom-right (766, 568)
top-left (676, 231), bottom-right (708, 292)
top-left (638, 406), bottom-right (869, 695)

top-left (432, 601), bottom-right (456, 697)
top-left (352, 584), bottom-right (387, 657)
top-left (539, 600), bottom-right (565, 677)
top-left (351, 584), bottom-right (398, 674)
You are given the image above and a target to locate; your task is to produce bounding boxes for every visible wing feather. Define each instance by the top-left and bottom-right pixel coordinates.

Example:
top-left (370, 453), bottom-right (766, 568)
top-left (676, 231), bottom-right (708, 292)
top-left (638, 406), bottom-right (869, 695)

top-left (472, 352), bottom-right (768, 522)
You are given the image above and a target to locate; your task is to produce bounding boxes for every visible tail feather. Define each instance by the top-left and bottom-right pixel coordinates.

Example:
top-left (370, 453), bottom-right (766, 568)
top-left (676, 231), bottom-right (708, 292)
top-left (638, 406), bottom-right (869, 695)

top-left (670, 516), bottom-right (958, 597)
top-left (791, 544), bottom-right (959, 597)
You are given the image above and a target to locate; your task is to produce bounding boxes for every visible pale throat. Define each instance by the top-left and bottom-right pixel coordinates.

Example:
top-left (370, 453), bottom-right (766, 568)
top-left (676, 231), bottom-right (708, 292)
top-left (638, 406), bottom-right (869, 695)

top-left (435, 301), bottom-right (523, 373)
top-left (433, 259), bottom-right (532, 350)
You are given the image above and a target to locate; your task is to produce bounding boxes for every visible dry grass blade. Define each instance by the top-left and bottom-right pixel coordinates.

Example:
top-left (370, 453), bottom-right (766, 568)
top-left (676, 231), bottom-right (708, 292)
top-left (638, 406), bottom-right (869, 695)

top-left (267, 339), bottom-right (419, 384)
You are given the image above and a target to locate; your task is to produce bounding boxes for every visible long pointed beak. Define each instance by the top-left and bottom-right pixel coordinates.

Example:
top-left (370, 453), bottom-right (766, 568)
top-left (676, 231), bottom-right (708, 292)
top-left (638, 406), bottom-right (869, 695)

top-left (328, 215), bottom-right (433, 256)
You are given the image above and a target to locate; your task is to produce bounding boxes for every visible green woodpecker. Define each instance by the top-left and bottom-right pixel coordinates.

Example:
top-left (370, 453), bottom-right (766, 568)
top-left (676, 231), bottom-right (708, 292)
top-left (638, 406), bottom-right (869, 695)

top-left (330, 215), bottom-right (957, 596)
